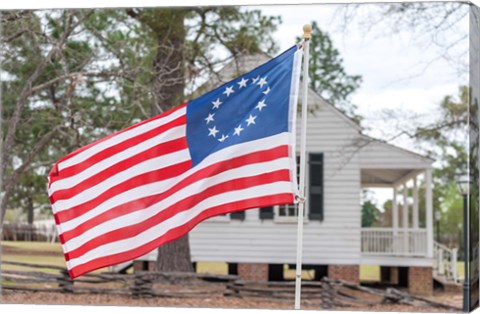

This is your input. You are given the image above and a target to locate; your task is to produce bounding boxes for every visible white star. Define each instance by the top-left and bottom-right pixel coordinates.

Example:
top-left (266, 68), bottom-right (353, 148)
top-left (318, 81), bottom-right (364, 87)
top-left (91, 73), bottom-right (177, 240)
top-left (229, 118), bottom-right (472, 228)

top-left (246, 114), bottom-right (257, 126)
top-left (208, 126), bottom-right (219, 137)
top-left (237, 78), bottom-right (248, 88)
top-left (218, 134), bottom-right (229, 142)
top-left (212, 98), bottom-right (222, 109)
top-left (257, 77), bottom-right (268, 88)
top-left (262, 87), bottom-right (270, 95)
top-left (251, 76), bottom-right (260, 84)
top-left (205, 113), bottom-right (215, 124)
top-left (223, 86), bottom-right (235, 97)
top-left (234, 125), bottom-right (244, 136)
top-left (256, 100), bottom-right (267, 111)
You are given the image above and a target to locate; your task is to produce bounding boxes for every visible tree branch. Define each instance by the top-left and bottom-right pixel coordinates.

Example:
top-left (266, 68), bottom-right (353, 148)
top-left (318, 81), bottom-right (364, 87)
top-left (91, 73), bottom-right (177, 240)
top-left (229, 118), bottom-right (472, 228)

top-left (0, 10), bottom-right (94, 223)
top-left (0, 125), bottom-right (65, 223)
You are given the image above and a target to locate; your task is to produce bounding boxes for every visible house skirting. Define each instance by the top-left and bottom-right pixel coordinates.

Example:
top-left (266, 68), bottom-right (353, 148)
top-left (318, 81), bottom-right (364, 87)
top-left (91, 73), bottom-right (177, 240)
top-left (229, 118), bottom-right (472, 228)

top-left (328, 264), bottom-right (360, 284)
top-left (132, 261), bottom-right (433, 296)
top-left (380, 265), bottom-right (433, 296)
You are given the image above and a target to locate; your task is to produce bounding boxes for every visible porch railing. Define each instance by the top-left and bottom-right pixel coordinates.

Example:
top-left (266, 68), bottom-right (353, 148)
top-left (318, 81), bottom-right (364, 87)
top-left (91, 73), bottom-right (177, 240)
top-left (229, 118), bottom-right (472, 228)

top-left (433, 242), bottom-right (458, 283)
top-left (361, 228), bottom-right (428, 257)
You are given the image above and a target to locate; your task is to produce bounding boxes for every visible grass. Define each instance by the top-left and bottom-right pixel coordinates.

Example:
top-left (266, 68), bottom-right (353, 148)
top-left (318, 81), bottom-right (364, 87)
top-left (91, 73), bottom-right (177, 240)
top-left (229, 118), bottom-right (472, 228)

top-left (360, 265), bottom-right (380, 282)
top-left (194, 263), bottom-right (378, 281)
top-left (1, 241), bottom-right (66, 272)
top-left (2, 241), bottom-right (464, 282)
top-left (1, 241), bottom-right (110, 273)
top-left (457, 261), bottom-right (465, 279)
top-left (284, 267), bottom-right (315, 280)
top-left (1, 241), bottom-right (63, 253)
top-left (196, 262), bottom-right (227, 274)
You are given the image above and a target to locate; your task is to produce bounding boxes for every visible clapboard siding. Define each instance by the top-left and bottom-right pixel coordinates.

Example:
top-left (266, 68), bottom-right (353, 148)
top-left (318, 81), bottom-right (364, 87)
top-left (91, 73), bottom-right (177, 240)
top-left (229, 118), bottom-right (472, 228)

top-left (135, 54), bottom-right (434, 269)
top-left (190, 102), bottom-right (363, 266)
top-left (359, 141), bottom-right (433, 169)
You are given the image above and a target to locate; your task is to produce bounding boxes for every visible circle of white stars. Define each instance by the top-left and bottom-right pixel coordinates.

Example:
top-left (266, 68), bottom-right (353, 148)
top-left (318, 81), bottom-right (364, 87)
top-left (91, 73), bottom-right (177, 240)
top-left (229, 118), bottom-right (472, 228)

top-left (205, 75), bottom-right (271, 143)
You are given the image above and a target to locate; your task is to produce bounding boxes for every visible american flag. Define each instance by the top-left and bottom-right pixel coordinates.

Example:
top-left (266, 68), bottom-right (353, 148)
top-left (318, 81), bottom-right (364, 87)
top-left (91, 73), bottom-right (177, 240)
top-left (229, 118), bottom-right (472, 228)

top-left (48, 45), bottom-right (303, 278)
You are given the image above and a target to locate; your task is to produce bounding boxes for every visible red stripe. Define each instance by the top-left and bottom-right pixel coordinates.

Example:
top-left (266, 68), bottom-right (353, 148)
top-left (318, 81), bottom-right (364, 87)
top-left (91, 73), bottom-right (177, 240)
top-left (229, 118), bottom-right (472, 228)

top-left (49, 115), bottom-right (186, 185)
top-left (54, 160), bottom-right (192, 223)
top-left (67, 193), bottom-right (293, 279)
top-left (56, 145), bottom-right (289, 236)
top-left (64, 169), bottom-right (291, 261)
top-left (49, 103), bottom-right (186, 177)
top-left (50, 136), bottom-right (188, 203)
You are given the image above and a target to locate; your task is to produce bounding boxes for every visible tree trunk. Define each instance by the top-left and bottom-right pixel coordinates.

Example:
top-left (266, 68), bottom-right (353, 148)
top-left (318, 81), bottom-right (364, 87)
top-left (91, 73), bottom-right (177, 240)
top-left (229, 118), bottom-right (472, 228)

top-left (141, 9), bottom-right (193, 273)
top-left (26, 196), bottom-right (34, 241)
top-left (147, 8), bottom-right (187, 115)
top-left (156, 234), bottom-right (193, 272)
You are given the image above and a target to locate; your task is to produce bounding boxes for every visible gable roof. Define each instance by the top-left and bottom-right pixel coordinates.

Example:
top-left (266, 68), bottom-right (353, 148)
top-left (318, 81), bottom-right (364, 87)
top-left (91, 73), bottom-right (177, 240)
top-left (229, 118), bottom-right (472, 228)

top-left (197, 51), bottom-right (362, 132)
top-left (198, 51), bottom-right (434, 165)
top-left (359, 133), bottom-right (435, 168)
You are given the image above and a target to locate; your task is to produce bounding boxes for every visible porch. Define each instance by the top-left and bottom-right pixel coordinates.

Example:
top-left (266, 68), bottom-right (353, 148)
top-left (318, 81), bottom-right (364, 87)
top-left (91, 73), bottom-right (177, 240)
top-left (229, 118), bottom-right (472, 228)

top-left (361, 228), bottom-right (427, 257)
top-left (358, 138), bottom-right (435, 261)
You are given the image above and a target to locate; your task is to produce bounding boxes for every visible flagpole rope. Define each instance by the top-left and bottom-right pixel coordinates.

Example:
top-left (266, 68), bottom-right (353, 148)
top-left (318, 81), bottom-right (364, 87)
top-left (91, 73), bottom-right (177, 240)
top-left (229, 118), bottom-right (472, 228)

top-left (294, 23), bottom-right (311, 311)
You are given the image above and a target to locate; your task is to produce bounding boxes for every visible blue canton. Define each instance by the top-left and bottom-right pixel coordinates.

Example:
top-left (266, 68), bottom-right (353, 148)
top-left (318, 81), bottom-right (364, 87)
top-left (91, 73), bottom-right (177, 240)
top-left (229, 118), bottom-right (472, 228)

top-left (186, 46), bottom-right (298, 166)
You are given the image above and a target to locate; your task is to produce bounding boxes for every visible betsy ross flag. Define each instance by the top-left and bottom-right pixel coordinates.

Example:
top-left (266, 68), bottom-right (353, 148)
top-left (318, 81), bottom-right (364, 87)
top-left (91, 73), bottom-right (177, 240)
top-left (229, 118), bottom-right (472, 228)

top-left (48, 45), bottom-right (303, 278)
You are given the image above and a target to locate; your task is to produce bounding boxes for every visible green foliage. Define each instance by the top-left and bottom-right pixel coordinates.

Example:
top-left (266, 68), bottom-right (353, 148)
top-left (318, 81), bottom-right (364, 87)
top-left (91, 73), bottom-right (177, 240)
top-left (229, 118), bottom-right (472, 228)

top-left (362, 200), bottom-right (380, 227)
top-left (438, 182), bottom-right (463, 245)
top-left (297, 21), bottom-right (362, 121)
top-left (361, 191), bottom-right (381, 227)
top-left (424, 87), bottom-right (468, 249)
top-left (1, 7), bottom-right (283, 222)
top-left (371, 86), bottom-right (468, 251)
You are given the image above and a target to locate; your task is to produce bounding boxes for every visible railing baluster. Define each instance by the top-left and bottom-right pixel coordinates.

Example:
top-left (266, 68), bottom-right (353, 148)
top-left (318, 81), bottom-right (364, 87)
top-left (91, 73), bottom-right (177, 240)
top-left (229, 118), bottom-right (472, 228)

top-left (361, 228), bottom-right (430, 258)
top-left (451, 248), bottom-right (458, 283)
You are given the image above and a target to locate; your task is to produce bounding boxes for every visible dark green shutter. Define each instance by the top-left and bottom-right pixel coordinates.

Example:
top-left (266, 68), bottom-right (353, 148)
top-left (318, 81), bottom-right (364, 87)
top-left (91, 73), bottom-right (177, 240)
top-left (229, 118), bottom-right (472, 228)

top-left (308, 153), bottom-right (324, 221)
top-left (230, 211), bottom-right (245, 220)
top-left (259, 206), bottom-right (274, 219)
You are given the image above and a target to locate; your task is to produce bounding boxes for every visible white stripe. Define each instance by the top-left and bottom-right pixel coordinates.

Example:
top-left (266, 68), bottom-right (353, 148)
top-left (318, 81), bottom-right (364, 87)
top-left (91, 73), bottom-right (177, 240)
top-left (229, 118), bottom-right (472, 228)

top-left (52, 148), bottom-right (191, 213)
top-left (66, 181), bottom-right (293, 270)
top-left (57, 107), bottom-right (186, 171)
top-left (62, 157), bottom-right (291, 250)
top-left (50, 125), bottom-right (186, 194)
top-left (53, 132), bottom-right (291, 225)
top-left (288, 49), bottom-right (303, 197)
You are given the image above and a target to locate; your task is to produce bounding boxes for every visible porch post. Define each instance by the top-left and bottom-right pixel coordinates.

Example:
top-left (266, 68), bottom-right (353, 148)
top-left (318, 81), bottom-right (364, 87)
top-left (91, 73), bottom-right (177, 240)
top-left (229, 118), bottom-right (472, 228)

top-left (392, 186), bottom-right (399, 255)
top-left (393, 187), bottom-right (398, 234)
top-left (403, 183), bottom-right (409, 255)
top-left (425, 168), bottom-right (433, 258)
top-left (413, 176), bottom-right (419, 229)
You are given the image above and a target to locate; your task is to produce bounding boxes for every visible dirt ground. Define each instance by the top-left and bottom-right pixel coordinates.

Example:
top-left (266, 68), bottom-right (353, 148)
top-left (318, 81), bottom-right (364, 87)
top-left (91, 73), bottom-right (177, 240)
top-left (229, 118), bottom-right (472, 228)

top-left (1, 243), bottom-right (464, 312)
top-left (0, 289), bottom-right (463, 312)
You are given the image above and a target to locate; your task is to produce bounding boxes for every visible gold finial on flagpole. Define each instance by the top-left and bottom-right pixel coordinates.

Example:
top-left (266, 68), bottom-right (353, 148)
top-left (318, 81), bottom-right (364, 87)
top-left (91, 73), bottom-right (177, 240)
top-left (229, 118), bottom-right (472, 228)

top-left (303, 24), bottom-right (312, 40)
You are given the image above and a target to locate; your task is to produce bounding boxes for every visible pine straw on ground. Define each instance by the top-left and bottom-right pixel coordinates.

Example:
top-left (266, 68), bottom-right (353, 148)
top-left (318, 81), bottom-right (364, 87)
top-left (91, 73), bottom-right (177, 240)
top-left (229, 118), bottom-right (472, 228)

top-left (0, 243), bottom-right (463, 312)
top-left (0, 290), bottom-right (462, 312)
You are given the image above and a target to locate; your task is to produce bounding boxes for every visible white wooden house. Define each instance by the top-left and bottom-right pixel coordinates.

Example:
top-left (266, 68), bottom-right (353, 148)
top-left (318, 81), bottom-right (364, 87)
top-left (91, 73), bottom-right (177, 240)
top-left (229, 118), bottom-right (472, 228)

top-left (133, 53), bottom-right (453, 295)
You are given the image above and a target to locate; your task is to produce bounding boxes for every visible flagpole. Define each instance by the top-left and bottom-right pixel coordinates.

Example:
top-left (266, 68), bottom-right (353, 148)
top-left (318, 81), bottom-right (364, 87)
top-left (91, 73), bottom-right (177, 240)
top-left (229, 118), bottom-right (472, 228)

top-left (294, 24), bottom-right (311, 310)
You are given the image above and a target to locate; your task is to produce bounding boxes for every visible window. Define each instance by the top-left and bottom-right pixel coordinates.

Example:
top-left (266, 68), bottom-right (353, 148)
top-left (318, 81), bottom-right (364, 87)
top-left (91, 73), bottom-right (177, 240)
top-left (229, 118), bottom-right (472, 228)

top-left (259, 206), bottom-right (274, 220)
top-left (230, 211), bottom-right (245, 221)
top-left (258, 153), bottom-right (324, 222)
top-left (278, 203), bottom-right (298, 217)
top-left (275, 155), bottom-right (303, 221)
top-left (308, 153), bottom-right (324, 221)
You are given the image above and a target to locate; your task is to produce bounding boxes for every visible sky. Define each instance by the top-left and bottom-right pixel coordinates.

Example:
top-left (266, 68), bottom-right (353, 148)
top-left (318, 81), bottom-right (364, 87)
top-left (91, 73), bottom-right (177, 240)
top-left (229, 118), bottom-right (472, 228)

top-left (255, 3), bottom-right (469, 137)
top-left (0, 1), bottom-right (471, 207)
top-left (0, 2), bottom-right (477, 314)
top-left (253, 3), bottom-right (470, 206)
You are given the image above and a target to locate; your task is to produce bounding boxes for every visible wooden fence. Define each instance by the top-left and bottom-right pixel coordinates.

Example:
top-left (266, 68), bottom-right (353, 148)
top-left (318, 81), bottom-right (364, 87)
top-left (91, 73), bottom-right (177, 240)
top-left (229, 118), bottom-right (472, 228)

top-left (1, 261), bottom-right (237, 299)
top-left (1, 223), bottom-right (57, 242)
top-left (0, 261), bottom-right (461, 311)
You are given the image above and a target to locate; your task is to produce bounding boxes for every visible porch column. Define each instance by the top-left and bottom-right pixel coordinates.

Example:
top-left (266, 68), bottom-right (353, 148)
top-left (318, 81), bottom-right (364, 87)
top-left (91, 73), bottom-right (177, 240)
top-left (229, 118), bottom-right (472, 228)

top-left (403, 183), bottom-right (409, 254)
top-left (413, 176), bottom-right (419, 229)
top-left (425, 168), bottom-right (433, 258)
top-left (393, 187), bottom-right (398, 234)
